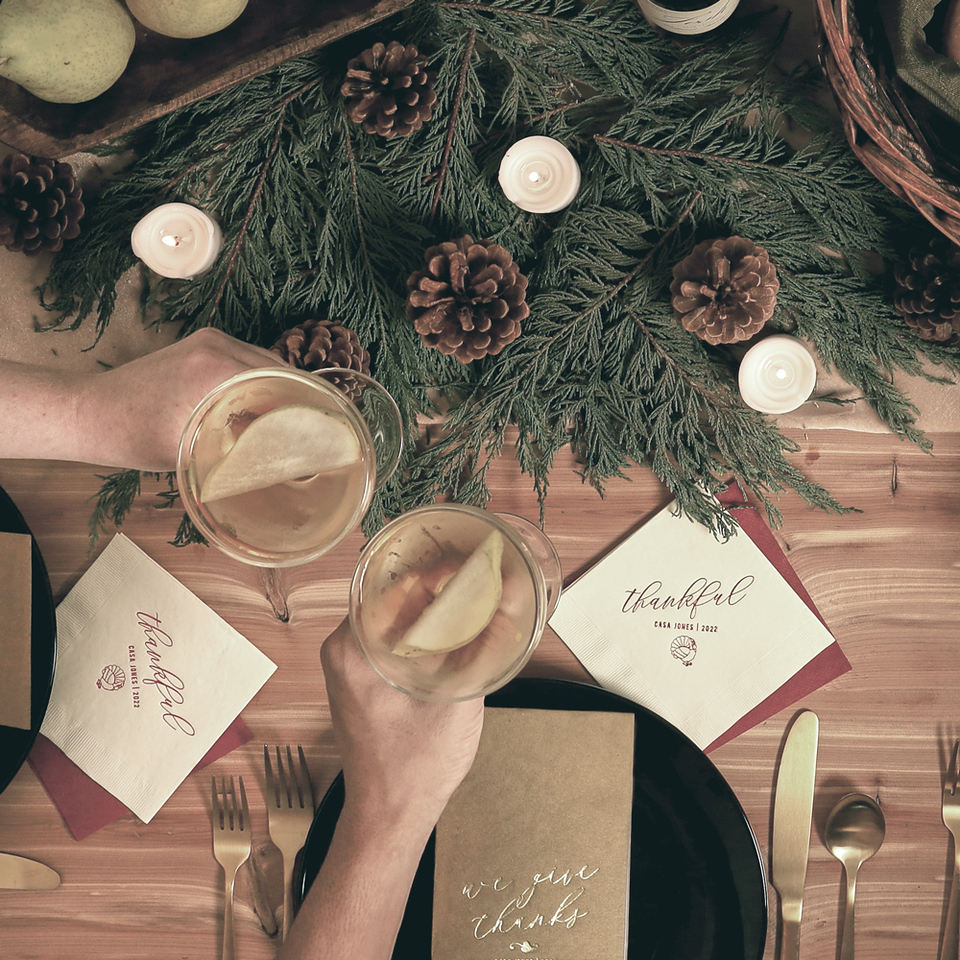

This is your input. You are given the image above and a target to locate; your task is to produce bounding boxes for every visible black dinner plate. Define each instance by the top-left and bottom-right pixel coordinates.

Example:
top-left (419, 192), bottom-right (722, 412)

top-left (296, 677), bottom-right (767, 960)
top-left (0, 482), bottom-right (57, 795)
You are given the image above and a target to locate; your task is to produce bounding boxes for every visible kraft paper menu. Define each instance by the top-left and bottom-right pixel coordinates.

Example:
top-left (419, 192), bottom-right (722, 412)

top-left (0, 530), bottom-right (32, 730)
top-left (548, 498), bottom-right (838, 750)
top-left (433, 708), bottom-right (634, 960)
top-left (39, 534), bottom-right (276, 822)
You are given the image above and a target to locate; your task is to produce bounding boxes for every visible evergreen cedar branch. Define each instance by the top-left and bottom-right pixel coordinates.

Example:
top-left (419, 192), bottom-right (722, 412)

top-left (37, 0), bottom-right (960, 544)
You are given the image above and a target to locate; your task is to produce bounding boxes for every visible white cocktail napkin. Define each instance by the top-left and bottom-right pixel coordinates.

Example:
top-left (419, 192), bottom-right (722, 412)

top-left (549, 498), bottom-right (837, 750)
top-left (40, 534), bottom-right (276, 822)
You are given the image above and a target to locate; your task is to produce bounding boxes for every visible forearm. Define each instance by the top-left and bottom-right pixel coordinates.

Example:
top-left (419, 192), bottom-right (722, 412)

top-left (0, 361), bottom-right (85, 462)
top-left (279, 798), bottom-right (437, 960)
top-left (1, 331), bottom-right (285, 471)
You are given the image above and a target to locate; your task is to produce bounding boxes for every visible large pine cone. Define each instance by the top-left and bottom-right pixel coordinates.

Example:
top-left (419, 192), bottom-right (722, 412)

top-left (0, 154), bottom-right (85, 255)
top-left (271, 319), bottom-right (371, 400)
top-left (670, 236), bottom-right (779, 344)
top-left (341, 41), bottom-right (438, 139)
top-left (405, 236), bottom-right (529, 362)
top-left (893, 235), bottom-right (960, 341)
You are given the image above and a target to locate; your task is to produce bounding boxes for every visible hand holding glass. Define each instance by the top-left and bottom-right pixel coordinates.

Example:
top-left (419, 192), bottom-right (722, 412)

top-left (350, 504), bottom-right (561, 702)
top-left (177, 367), bottom-right (402, 567)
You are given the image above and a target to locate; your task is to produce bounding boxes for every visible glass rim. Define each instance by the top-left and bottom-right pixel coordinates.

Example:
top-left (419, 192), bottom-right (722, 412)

top-left (349, 503), bottom-right (550, 702)
top-left (176, 365), bottom-right (377, 567)
top-left (311, 366), bottom-right (405, 491)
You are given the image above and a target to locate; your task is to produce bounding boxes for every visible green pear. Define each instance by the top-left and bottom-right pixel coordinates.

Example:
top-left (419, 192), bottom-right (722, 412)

top-left (0, 0), bottom-right (135, 103)
top-left (125, 0), bottom-right (249, 39)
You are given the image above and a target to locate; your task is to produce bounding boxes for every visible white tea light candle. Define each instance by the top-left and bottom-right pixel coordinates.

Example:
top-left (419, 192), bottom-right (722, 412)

top-left (497, 136), bottom-right (581, 214)
top-left (131, 203), bottom-right (223, 279)
top-left (738, 335), bottom-right (817, 414)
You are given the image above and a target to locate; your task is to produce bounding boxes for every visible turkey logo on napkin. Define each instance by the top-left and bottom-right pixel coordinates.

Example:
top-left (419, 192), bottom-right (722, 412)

top-left (37, 534), bottom-right (275, 824)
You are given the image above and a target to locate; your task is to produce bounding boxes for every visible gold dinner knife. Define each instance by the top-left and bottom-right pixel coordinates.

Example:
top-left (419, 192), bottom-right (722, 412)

top-left (771, 710), bottom-right (819, 960)
top-left (0, 852), bottom-right (60, 890)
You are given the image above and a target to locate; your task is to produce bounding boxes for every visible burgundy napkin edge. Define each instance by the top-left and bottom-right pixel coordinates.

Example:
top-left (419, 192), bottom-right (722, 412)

top-left (700, 483), bottom-right (852, 753)
top-left (27, 716), bottom-right (252, 841)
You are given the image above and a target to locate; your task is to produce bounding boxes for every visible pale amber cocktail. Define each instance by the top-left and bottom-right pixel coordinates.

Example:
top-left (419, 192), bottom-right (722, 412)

top-left (177, 368), bottom-right (377, 566)
top-left (350, 504), bottom-right (560, 702)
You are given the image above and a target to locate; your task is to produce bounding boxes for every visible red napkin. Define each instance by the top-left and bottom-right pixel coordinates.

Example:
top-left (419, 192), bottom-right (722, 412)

top-left (702, 484), bottom-right (851, 753)
top-left (27, 717), bottom-right (251, 841)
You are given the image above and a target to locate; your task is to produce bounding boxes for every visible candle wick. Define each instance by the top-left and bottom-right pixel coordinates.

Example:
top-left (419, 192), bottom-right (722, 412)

top-left (161, 234), bottom-right (181, 247)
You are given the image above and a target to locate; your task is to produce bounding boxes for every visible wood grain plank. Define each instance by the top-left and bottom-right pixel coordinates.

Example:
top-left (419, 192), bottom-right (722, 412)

top-left (0, 423), bottom-right (958, 960)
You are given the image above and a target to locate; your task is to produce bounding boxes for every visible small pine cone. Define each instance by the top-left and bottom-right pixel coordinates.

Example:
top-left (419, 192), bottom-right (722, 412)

top-left (405, 235), bottom-right (529, 363)
top-left (341, 41), bottom-right (438, 139)
top-left (670, 236), bottom-right (779, 345)
top-left (893, 235), bottom-right (960, 341)
top-left (0, 153), bottom-right (85, 255)
top-left (271, 319), bottom-right (371, 400)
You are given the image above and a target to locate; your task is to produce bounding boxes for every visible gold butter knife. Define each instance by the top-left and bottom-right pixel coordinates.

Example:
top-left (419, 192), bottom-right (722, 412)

top-left (771, 710), bottom-right (819, 960)
top-left (0, 852), bottom-right (60, 890)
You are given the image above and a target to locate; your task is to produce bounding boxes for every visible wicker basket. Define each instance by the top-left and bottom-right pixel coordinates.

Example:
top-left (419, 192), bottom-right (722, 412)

top-left (817, 0), bottom-right (960, 245)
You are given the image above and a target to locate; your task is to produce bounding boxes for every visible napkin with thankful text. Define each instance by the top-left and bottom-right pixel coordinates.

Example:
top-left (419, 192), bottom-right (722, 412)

top-left (548, 494), bottom-right (848, 750)
top-left (39, 534), bottom-right (276, 822)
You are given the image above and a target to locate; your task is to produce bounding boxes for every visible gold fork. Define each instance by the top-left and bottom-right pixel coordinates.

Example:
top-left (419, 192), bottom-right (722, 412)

top-left (211, 776), bottom-right (251, 960)
top-left (943, 739), bottom-right (960, 960)
top-left (264, 745), bottom-right (315, 940)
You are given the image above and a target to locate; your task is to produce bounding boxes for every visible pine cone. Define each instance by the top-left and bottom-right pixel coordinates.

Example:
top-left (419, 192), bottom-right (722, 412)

top-left (893, 235), bottom-right (960, 341)
top-left (271, 319), bottom-right (371, 400)
top-left (670, 236), bottom-right (779, 345)
top-left (405, 235), bottom-right (529, 362)
top-left (0, 153), bottom-right (85, 255)
top-left (341, 41), bottom-right (438, 139)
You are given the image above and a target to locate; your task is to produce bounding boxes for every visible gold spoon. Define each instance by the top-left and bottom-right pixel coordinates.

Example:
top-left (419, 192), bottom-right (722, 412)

top-left (825, 793), bottom-right (886, 960)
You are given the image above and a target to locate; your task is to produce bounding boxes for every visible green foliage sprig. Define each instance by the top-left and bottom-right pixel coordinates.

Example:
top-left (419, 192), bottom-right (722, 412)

top-left (40, 0), bottom-right (959, 541)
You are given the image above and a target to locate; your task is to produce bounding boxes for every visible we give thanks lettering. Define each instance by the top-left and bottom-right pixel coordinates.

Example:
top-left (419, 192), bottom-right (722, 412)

top-left (446, 864), bottom-right (600, 960)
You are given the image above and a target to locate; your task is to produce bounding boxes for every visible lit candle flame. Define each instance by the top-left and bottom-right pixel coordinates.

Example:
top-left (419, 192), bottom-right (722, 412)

top-left (161, 234), bottom-right (181, 247)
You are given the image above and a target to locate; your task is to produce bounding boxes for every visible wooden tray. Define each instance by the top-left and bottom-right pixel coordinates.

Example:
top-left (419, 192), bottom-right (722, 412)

top-left (0, 0), bottom-right (414, 158)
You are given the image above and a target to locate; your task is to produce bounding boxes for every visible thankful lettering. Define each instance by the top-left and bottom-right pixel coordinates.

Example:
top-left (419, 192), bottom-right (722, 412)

top-left (621, 575), bottom-right (754, 620)
top-left (137, 611), bottom-right (195, 736)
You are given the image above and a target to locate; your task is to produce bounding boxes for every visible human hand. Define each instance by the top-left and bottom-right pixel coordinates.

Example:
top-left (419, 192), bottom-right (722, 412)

top-left (75, 327), bottom-right (284, 472)
top-left (320, 617), bottom-right (484, 827)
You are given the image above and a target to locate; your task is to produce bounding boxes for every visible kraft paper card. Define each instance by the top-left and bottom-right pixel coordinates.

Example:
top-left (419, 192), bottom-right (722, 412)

top-left (548, 494), bottom-right (844, 751)
top-left (39, 534), bottom-right (276, 822)
top-left (0, 530), bottom-right (32, 730)
top-left (433, 708), bottom-right (634, 960)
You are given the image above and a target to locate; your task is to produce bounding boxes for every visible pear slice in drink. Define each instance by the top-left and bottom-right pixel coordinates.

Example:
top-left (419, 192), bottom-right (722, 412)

top-left (200, 403), bottom-right (361, 503)
top-left (392, 530), bottom-right (505, 659)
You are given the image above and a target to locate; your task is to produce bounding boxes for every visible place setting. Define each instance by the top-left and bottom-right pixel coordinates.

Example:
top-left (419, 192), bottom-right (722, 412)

top-left (2, 0), bottom-right (960, 956)
top-left (1, 358), bottom-right (847, 953)
top-left (0, 352), bottom-right (952, 959)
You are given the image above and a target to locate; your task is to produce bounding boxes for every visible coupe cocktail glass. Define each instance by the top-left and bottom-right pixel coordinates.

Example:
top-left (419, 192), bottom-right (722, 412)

top-left (177, 367), bottom-right (402, 567)
top-left (349, 504), bottom-right (562, 702)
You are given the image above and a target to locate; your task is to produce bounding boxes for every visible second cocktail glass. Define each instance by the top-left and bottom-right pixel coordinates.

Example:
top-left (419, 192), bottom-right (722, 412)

top-left (349, 503), bottom-right (562, 702)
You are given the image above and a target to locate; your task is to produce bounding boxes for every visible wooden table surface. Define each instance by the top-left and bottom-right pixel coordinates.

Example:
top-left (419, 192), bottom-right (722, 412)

top-left (1, 414), bottom-right (959, 960)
